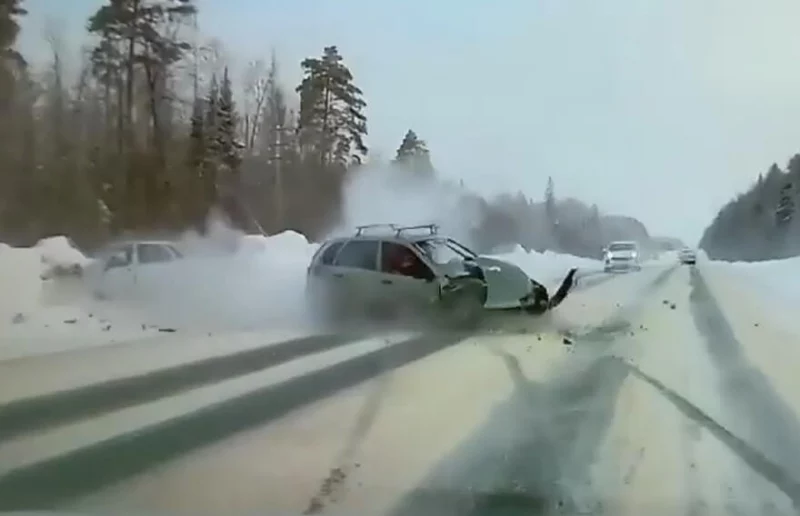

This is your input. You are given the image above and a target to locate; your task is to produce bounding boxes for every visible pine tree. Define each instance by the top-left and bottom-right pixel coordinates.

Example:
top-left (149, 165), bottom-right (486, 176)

top-left (544, 176), bottom-right (561, 251)
top-left (776, 182), bottom-right (794, 227)
top-left (188, 96), bottom-right (205, 169)
top-left (0, 0), bottom-right (26, 112)
top-left (393, 129), bottom-right (434, 177)
top-left (545, 176), bottom-right (556, 225)
top-left (296, 45), bottom-right (367, 169)
top-left (215, 67), bottom-right (245, 228)
top-left (87, 0), bottom-right (197, 151)
top-left (87, 0), bottom-right (197, 228)
top-left (201, 74), bottom-right (220, 210)
top-left (217, 67), bottom-right (241, 176)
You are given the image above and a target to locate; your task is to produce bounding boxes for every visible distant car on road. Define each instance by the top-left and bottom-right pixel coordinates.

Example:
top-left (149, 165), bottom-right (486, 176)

top-left (305, 223), bottom-right (577, 329)
top-left (678, 247), bottom-right (697, 265)
top-left (603, 241), bottom-right (642, 273)
top-left (84, 240), bottom-right (184, 300)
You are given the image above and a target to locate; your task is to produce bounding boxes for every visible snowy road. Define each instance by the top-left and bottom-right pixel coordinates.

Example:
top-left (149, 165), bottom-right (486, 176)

top-left (1, 263), bottom-right (800, 515)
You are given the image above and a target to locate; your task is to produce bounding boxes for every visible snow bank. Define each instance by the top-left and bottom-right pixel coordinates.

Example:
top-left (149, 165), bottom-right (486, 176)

top-left (712, 255), bottom-right (800, 305)
top-left (0, 236), bottom-right (91, 319)
top-left (491, 244), bottom-right (602, 285)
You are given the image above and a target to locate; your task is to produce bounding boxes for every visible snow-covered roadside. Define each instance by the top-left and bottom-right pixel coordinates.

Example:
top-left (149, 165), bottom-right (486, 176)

top-left (491, 244), bottom-right (601, 287)
top-left (708, 256), bottom-right (800, 306)
top-left (0, 231), bottom-right (595, 360)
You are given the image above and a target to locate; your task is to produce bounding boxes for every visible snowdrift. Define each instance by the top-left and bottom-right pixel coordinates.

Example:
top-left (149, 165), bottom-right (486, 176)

top-left (492, 244), bottom-right (601, 288)
top-left (712, 255), bottom-right (800, 305)
top-left (0, 236), bottom-right (92, 319)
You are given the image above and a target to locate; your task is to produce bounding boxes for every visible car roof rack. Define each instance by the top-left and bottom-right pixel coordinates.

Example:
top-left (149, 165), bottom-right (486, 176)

top-left (395, 224), bottom-right (439, 237)
top-left (354, 223), bottom-right (399, 236)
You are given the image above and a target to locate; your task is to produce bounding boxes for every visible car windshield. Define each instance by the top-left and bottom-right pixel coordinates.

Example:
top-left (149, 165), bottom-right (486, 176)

top-left (414, 238), bottom-right (477, 265)
top-left (609, 243), bottom-right (636, 251)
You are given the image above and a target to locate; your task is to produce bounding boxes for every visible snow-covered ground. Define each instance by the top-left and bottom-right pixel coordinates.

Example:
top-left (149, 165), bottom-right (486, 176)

top-left (4, 231), bottom-right (800, 514)
top-left (710, 255), bottom-right (800, 304)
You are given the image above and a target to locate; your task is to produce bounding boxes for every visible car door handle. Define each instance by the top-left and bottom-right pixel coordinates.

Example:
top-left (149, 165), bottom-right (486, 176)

top-left (381, 279), bottom-right (392, 285)
top-left (332, 273), bottom-right (344, 278)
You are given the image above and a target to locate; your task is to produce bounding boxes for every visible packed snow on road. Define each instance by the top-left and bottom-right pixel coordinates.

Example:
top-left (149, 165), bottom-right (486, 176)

top-left (1, 232), bottom-right (800, 515)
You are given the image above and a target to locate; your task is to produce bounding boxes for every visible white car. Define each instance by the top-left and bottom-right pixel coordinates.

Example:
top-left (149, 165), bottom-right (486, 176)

top-left (603, 241), bottom-right (642, 272)
top-left (84, 240), bottom-right (184, 300)
top-left (678, 247), bottom-right (697, 265)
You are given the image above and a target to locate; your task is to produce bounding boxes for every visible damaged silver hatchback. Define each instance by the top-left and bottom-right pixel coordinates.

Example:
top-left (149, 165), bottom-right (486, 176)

top-left (305, 224), bottom-right (577, 328)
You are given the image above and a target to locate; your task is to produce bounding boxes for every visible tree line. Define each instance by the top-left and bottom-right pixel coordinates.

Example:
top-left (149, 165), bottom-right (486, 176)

top-left (0, 0), bottom-right (651, 257)
top-left (700, 155), bottom-right (800, 261)
top-left (0, 0), bottom-right (371, 248)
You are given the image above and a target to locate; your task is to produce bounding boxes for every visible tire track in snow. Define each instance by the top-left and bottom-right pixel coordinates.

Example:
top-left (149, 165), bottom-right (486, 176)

top-left (0, 332), bottom-right (363, 442)
top-left (0, 331), bottom-right (469, 511)
top-left (627, 364), bottom-right (800, 511)
top-left (689, 268), bottom-right (800, 510)
top-left (388, 266), bottom-right (679, 516)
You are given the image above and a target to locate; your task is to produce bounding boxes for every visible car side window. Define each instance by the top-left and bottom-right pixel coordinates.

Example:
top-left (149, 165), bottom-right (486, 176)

top-left (381, 242), bottom-right (434, 281)
top-left (105, 245), bottom-right (133, 270)
top-left (138, 243), bottom-right (175, 264)
top-left (318, 241), bottom-right (345, 265)
top-left (334, 240), bottom-right (379, 270)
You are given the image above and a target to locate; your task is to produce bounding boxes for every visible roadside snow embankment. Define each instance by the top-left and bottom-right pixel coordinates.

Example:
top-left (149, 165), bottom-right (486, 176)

top-left (0, 237), bottom-right (91, 320)
top-left (710, 256), bottom-right (800, 305)
top-left (492, 245), bottom-right (601, 286)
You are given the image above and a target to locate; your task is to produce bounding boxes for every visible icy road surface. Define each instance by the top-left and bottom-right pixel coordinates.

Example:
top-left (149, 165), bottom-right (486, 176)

top-left (1, 263), bottom-right (800, 515)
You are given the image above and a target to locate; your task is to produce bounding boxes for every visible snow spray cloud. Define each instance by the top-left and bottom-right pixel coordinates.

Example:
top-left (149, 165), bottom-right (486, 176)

top-left (76, 168), bottom-right (489, 332)
top-left (141, 168), bottom-right (488, 331)
top-left (329, 164), bottom-right (486, 247)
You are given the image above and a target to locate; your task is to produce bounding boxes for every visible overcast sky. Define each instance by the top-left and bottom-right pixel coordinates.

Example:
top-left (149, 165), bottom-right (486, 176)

top-left (17, 0), bottom-right (800, 243)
